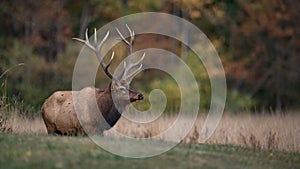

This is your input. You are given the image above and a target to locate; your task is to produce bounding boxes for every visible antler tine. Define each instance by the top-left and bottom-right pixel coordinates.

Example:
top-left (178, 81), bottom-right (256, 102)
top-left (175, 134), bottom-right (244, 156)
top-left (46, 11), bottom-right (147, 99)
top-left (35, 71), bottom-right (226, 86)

top-left (96, 31), bottom-right (110, 55)
top-left (73, 28), bottom-right (114, 79)
top-left (123, 52), bottom-right (145, 80)
top-left (94, 28), bottom-right (97, 44)
top-left (103, 51), bottom-right (115, 79)
top-left (115, 62), bottom-right (127, 80)
top-left (73, 28), bottom-right (95, 51)
top-left (115, 27), bottom-right (130, 45)
top-left (116, 25), bottom-right (135, 54)
top-left (126, 64), bottom-right (142, 80)
top-left (115, 25), bottom-right (144, 81)
top-left (125, 24), bottom-right (134, 45)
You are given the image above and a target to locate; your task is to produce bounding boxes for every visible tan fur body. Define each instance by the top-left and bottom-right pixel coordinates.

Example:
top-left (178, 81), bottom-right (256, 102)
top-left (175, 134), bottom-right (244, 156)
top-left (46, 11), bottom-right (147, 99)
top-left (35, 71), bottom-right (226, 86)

top-left (41, 86), bottom-right (122, 135)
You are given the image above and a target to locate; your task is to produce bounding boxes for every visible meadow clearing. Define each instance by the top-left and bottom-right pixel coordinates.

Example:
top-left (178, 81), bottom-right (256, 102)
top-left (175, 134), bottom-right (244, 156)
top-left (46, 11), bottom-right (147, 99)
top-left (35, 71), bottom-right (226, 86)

top-left (1, 107), bottom-right (300, 169)
top-left (1, 1), bottom-right (299, 168)
top-left (0, 133), bottom-right (299, 169)
top-left (2, 110), bottom-right (300, 153)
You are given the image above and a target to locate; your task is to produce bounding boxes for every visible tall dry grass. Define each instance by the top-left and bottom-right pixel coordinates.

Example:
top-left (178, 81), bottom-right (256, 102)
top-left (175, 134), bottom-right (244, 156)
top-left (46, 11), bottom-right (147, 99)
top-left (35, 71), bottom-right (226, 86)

top-left (1, 108), bottom-right (299, 152)
top-left (0, 96), bottom-right (46, 134)
top-left (0, 112), bottom-right (46, 134)
top-left (204, 113), bottom-right (300, 152)
top-left (108, 113), bottom-right (300, 153)
top-left (3, 113), bottom-right (47, 134)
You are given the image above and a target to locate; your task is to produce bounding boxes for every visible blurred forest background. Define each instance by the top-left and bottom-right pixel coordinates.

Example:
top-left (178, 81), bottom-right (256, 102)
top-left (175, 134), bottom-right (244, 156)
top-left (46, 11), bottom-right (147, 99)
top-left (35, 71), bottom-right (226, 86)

top-left (0, 0), bottom-right (299, 114)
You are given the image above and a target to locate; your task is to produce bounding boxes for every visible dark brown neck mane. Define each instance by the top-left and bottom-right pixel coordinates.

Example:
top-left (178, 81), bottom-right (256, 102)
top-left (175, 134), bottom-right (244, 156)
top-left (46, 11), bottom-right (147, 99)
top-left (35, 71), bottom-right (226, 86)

top-left (96, 83), bottom-right (122, 127)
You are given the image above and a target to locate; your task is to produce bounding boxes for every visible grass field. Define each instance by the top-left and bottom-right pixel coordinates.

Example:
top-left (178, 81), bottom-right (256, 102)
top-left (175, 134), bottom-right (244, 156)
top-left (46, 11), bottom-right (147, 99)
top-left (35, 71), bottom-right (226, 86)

top-left (0, 134), bottom-right (299, 169)
top-left (1, 103), bottom-right (300, 168)
top-left (2, 111), bottom-right (300, 152)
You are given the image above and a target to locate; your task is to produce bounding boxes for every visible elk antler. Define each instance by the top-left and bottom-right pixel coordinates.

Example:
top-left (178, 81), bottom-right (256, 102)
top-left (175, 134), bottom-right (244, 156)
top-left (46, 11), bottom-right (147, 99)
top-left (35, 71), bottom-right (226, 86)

top-left (73, 29), bottom-right (114, 79)
top-left (115, 24), bottom-right (145, 81)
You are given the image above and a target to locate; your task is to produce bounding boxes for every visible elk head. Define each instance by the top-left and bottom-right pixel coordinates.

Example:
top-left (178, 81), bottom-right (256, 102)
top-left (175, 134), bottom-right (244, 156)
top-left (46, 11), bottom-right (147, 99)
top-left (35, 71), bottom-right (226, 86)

top-left (73, 25), bottom-right (144, 111)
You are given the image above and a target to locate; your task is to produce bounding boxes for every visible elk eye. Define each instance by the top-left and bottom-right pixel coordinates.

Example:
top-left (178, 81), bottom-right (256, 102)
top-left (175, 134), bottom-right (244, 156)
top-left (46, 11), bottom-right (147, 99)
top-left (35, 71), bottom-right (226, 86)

top-left (121, 90), bottom-right (127, 94)
top-left (119, 87), bottom-right (127, 93)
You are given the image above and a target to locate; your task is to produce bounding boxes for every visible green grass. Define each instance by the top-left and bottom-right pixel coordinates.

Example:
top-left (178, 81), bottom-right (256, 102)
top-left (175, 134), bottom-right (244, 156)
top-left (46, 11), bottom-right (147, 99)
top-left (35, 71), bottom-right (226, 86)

top-left (0, 134), bottom-right (299, 169)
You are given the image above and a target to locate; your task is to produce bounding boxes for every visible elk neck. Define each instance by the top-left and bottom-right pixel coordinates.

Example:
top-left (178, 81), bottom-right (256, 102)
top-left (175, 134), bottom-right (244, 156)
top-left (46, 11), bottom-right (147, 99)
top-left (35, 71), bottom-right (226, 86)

top-left (96, 82), bottom-right (122, 127)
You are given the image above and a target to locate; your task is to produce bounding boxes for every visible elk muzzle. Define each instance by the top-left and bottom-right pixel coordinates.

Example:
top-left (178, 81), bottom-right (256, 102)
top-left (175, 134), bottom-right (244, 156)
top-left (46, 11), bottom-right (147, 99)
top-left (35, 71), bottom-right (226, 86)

top-left (130, 90), bottom-right (144, 102)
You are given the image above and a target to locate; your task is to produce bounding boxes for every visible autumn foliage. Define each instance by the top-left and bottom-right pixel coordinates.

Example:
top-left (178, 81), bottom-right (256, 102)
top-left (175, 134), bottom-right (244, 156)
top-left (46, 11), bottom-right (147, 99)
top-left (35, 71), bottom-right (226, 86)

top-left (0, 0), bottom-right (299, 112)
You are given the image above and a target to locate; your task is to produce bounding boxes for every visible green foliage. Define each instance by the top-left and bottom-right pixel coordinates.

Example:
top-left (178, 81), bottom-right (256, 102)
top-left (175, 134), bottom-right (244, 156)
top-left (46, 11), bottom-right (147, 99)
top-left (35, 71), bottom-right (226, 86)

top-left (0, 40), bottom-right (77, 109)
top-left (133, 51), bottom-right (255, 113)
top-left (146, 77), bottom-right (181, 113)
top-left (184, 51), bottom-right (211, 111)
top-left (226, 89), bottom-right (256, 113)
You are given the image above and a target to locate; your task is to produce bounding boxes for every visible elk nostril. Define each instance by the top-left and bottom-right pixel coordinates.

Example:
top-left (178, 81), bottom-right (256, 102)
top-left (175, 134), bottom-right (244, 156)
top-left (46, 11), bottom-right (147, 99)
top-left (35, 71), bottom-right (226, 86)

top-left (138, 94), bottom-right (144, 100)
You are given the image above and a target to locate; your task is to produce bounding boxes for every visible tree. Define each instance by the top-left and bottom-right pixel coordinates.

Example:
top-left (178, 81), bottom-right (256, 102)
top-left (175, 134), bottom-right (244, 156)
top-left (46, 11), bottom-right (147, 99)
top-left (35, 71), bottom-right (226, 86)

top-left (225, 0), bottom-right (300, 111)
top-left (0, 0), bottom-right (72, 61)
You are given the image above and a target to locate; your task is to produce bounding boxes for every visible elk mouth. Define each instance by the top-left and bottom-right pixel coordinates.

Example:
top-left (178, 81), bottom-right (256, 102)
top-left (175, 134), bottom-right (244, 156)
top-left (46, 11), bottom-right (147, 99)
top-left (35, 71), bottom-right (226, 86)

top-left (130, 93), bottom-right (144, 102)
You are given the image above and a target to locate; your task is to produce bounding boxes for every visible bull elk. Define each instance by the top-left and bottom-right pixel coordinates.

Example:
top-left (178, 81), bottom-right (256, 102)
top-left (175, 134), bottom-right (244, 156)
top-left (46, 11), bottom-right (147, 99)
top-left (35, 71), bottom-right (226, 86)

top-left (42, 25), bottom-right (144, 135)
